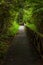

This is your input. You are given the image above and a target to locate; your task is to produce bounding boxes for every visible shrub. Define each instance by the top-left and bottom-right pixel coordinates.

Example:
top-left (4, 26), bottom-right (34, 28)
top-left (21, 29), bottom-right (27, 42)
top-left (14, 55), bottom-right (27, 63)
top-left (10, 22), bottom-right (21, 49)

top-left (0, 41), bottom-right (9, 58)
top-left (32, 8), bottom-right (43, 33)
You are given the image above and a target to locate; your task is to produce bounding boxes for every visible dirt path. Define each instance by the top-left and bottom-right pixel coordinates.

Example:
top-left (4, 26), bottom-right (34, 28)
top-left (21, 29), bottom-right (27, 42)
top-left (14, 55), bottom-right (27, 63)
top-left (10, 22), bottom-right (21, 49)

top-left (3, 26), bottom-right (43, 65)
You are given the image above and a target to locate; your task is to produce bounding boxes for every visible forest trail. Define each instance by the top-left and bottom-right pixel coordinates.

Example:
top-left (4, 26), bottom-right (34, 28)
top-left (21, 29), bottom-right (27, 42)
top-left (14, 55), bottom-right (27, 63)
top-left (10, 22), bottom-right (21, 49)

top-left (3, 25), bottom-right (43, 65)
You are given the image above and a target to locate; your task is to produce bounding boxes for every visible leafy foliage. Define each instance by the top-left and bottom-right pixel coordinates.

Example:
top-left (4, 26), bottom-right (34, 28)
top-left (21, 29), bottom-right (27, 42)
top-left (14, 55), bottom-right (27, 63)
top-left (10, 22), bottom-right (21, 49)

top-left (8, 21), bottom-right (19, 36)
top-left (23, 7), bottom-right (33, 23)
top-left (32, 8), bottom-right (43, 33)
top-left (23, 0), bottom-right (43, 33)
top-left (0, 0), bottom-right (19, 38)
top-left (0, 41), bottom-right (9, 58)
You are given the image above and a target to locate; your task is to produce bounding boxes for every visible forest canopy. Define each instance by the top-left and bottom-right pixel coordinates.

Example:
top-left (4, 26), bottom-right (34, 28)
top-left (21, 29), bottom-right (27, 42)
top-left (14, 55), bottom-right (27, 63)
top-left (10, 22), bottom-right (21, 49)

top-left (0, 0), bottom-right (43, 37)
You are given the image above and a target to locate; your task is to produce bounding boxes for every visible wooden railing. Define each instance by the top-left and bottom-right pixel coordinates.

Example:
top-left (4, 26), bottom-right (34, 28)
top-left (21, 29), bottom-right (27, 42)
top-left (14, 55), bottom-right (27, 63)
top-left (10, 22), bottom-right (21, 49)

top-left (25, 26), bottom-right (43, 58)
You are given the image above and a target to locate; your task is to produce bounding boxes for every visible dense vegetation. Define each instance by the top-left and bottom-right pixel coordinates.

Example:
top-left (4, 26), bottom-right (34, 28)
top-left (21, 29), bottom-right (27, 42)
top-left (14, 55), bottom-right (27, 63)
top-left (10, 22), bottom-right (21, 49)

top-left (0, 0), bottom-right (43, 36)
top-left (0, 0), bottom-right (43, 61)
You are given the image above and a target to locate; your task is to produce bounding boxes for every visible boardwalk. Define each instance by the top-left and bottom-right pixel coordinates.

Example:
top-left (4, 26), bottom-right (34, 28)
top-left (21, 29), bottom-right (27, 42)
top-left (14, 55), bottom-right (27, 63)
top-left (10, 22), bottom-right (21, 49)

top-left (3, 26), bottom-right (43, 65)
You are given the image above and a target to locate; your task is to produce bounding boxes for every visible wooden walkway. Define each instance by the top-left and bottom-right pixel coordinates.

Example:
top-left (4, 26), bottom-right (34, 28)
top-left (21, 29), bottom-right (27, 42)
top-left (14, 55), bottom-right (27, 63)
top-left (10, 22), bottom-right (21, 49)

top-left (3, 26), bottom-right (43, 65)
